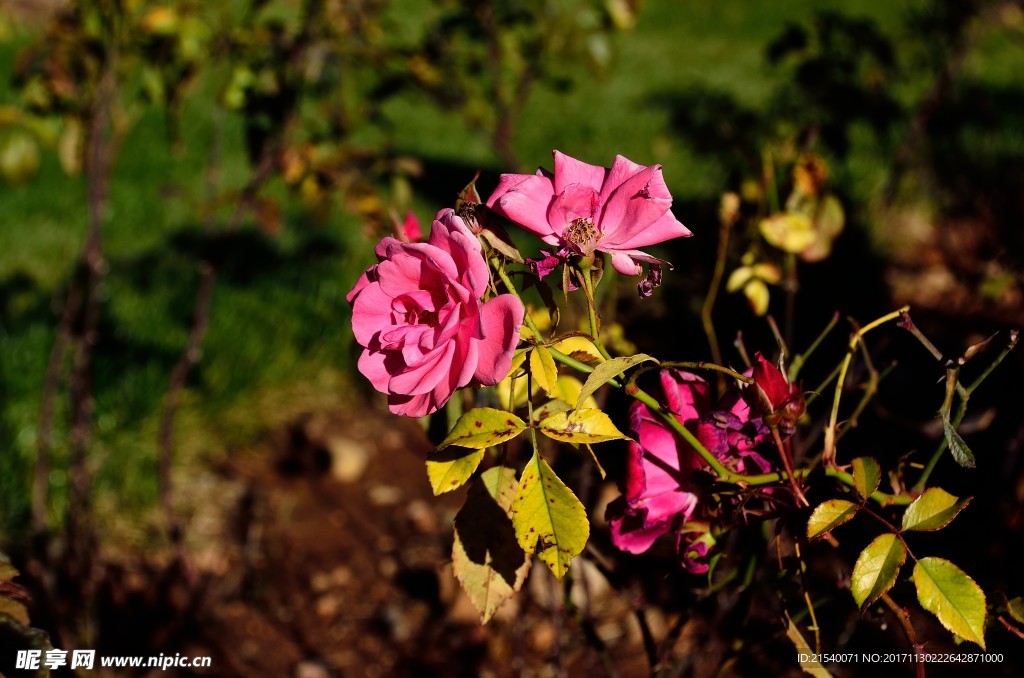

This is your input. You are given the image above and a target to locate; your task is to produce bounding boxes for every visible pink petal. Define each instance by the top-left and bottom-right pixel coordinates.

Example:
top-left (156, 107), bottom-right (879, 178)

top-left (472, 294), bottom-right (525, 384)
top-left (608, 513), bottom-right (673, 554)
top-left (429, 210), bottom-right (491, 297)
top-left (660, 370), bottom-right (711, 422)
top-left (602, 155), bottom-right (645, 194)
top-left (388, 392), bottom-right (435, 417)
top-left (598, 164), bottom-right (676, 244)
top-left (606, 209), bottom-right (692, 250)
top-left (351, 283), bottom-right (396, 346)
top-left (388, 340), bottom-right (456, 396)
top-left (546, 184), bottom-right (600, 236)
top-left (552, 150), bottom-right (608, 193)
top-left (357, 347), bottom-right (393, 393)
top-left (346, 267), bottom-right (375, 304)
top-left (610, 251), bottom-right (642, 276)
top-left (486, 174), bottom-right (557, 238)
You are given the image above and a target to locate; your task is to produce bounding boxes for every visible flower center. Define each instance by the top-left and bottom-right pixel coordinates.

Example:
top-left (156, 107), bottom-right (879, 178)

top-left (563, 218), bottom-right (599, 255)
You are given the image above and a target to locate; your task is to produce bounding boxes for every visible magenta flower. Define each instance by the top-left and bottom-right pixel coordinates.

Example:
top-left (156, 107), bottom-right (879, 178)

top-left (347, 208), bottom-right (525, 417)
top-left (607, 369), bottom-right (771, 557)
top-left (486, 150), bottom-right (691, 295)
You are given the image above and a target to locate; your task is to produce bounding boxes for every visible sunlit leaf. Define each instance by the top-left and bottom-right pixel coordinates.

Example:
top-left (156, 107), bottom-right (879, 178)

top-left (452, 466), bottom-right (531, 622)
top-left (437, 408), bottom-right (526, 451)
top-left (760, 212), bottom-right (816, 254)
top-left (726, 267), bottom-right (754, 292)
top-left (530, 345), bottom-right (559, 396)
top-left (574, 353), bottom-right (656, 409)
top-left (426, 447), bottom-right (485, 495)
top-left (851, 533), bottom-right (906, 609)
top-left (851, 457), bottom-right (881, 501)
top-left (794, 194), bottom-right (845, 263)
top-left (943, 419), bottom-right (976, 468)
top-left (551, 336), bottom-right (604, 364)
top-left (913, 557), bottom-right (987, 649)
top-left (511, 451), bottom-right (589, 579)
top-left (1006, 597), bottom-right (1024, 625)
top-left (807, 499), bottom-right (859, 539)
top-left (744, 279), bottom-right (771, 316)
top-left (538, 409), bottom-right (628, 444)
top-left (785, 616), bottom-right (831, 678)
top-left (901, 487), bottom-right (971, 532)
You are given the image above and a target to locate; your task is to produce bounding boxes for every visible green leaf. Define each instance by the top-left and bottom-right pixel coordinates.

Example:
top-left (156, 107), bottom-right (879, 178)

top-left (851, 457), bottom-right (881, 501)
top-left (913, 557), bottom-right (987, 649)
top-left (1006, 597), bottom-right (1024, 625)
top-left (426, 447), bottom-right (485, 495)
top-left (452, 466), bottom-right (531, 623)
top-left (537, 408), bottom-right (628, 445)
top-left (807, 499), bottom-right (859, 540)
top-left (943, 419), bottom-right (976, 468)
top-left (901, 487), bottom-right (971, 532)
top-left (574, 353), bottom-right (657, 409)
top-left (530, 345), bottom-right (559, 396)
top-left (511, 451), bottom-right (589, 579)
top-left (437, 408), bottom-right (526, 451)
top-left (851, 533), bottom-right (906, 609)
top-left (785, 616), bottom-right (832, 678)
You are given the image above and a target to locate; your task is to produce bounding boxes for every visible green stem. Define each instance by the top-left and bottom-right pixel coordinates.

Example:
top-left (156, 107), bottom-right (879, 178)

top-left (789, 311), bottom-right (840, 382)
top-left (659, 361), bottom-right (754, 385)
top-left (702, 211), bottom-right (732, 394)
top-left (578, 260), bottom-right (612, 361)
top-left (824, 307), bottom-right (909, 466)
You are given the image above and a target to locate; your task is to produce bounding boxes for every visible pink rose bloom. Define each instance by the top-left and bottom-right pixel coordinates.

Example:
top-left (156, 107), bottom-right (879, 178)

top-left (347, 208), bottom-right (525, 417)
top-left (486, 150), bottom-right (691, 294)
top-left (607, 369), bottom-right (771, 555)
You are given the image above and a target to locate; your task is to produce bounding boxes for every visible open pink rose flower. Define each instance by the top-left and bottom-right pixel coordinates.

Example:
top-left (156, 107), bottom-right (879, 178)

top-left (607, 369), bottom-right (771, 559)
top-left (486, 150), bottom-right (691, 295)
top-left (347, 208), bottom-right (525, 417)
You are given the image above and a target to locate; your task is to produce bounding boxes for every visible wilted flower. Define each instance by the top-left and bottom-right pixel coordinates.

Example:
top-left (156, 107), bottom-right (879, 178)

top-left (348, 208), bottom-right (525, 417)
top-left (486, 150), bottom-right (691, 295)
top-left (607, 369), bottom-right (770, 557)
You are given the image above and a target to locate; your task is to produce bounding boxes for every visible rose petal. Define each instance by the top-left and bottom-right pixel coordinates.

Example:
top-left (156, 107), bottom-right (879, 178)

top-left (388, 339), bottom-right (457, 396)
top-left (610, 251), bottom-right (642, 276)
top-left (546, 184), bottom-right (600, 237)
top-left (487, 173), bottom-right (557, 239)
top-left (472, 294), bottom-right (525, 384)
top-left (351, 283), bottom-right (396, 346)
top-left (552, 150), bottom-right (608, 193)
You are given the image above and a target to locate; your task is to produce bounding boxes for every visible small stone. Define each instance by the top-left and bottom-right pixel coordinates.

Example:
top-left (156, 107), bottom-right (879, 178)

top-left (328, 436), bottom-right (370, 483)
top-left (368, 484), bottom-right (402, 506)
top-left (295, 660), bottom-right (331, 678)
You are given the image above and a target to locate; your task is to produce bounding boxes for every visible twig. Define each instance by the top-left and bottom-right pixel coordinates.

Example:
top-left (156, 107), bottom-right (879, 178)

top-left (880, 593), bottom-right (925, 678)
top-left (33, 280), bottom-right (82, 535)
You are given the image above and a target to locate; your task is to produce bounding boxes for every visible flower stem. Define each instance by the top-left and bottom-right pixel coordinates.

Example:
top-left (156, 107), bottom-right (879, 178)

top-left (823, 307), bottom-right (909, 466)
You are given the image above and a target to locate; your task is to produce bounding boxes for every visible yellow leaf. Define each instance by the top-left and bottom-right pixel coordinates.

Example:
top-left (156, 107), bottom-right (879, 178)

top-left (538, 409), bottom-right (628, 444)
top-left (760, 212), bottom-right (816, 254)
top-left (511, 452), bottom-right (589, 579)
top-left (744, 279), bottom-right (771, 316)
top-left (437, 408), bottom-right (527, 451)
top-left (530, 345), bottom-right (558, 396)
top-left (551, 336), bottom-right (604, 364)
